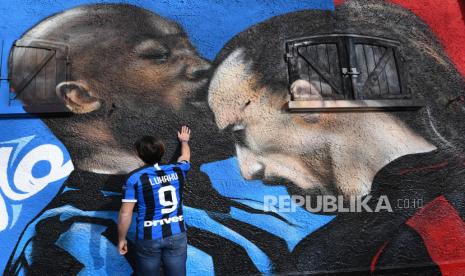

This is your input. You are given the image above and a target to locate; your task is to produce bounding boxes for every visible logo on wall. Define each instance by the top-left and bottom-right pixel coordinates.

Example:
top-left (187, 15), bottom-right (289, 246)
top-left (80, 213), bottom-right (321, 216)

top-left (0, 136), bottom-right (73, 231)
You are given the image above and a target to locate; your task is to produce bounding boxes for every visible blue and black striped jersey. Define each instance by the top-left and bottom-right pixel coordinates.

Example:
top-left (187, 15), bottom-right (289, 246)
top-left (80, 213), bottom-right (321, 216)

top-left (122, 161), bottom-right (190, 240)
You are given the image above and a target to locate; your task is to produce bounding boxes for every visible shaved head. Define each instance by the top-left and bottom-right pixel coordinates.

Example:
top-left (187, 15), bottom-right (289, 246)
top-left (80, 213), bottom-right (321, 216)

top-left (9, 4), bottom-right (212, 173)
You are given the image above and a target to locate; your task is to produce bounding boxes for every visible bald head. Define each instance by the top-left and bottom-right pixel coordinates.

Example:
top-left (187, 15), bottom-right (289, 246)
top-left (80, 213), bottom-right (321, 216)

top-left (10, 3), bottom-right (210, 111)
top-left (22, 4), bottom-right (182, 45)
top-left (8, 4), bottom-right (211, 172)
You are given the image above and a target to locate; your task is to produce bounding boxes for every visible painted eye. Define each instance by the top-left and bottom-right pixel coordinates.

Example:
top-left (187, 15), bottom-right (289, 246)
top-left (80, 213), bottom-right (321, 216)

top-left (135, 40), bottom-right (171, 63)
top-left (140, 52), bottom-right (170, 63)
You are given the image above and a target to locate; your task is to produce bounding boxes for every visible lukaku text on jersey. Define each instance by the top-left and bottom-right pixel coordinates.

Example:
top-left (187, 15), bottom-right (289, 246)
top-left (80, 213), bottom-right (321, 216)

top-left (122, 161), bottom-right (190, 240)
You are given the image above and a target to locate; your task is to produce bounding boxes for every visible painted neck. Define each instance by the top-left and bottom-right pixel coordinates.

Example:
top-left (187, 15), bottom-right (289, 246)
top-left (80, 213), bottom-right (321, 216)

top-left (47, 118), bottom-right (144, 174)
top-left (74, 146), bottom-right (144, 174)
top-left (328, 113), bottom-right (436, 197)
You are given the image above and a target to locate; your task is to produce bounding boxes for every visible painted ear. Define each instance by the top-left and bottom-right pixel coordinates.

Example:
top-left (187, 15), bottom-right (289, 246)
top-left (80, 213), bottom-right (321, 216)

top-left (56, 81), bottom-right (101, 114)
top-left (290, 79), bottom-right (322, 101)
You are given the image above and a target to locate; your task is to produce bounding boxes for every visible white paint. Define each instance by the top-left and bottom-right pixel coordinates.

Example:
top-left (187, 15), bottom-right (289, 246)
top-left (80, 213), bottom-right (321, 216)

top-left (0, 140), bottom-right (74, 232)
top-left (426, 107), bottom-right (453, 148)
top-left (0, 194), bottom-right (7, 231)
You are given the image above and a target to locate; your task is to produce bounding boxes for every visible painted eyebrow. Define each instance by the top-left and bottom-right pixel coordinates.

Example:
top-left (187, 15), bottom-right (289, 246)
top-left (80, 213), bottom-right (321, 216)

top-left (137, 33), bottom-right (184, 40)
top-left (134, 39), bottom-right (168, 53)
top-left (134, 35), bottom-right (191, 50)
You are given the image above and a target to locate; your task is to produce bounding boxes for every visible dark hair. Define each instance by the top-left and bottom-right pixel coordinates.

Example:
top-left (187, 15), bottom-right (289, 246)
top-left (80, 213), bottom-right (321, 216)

top-left (134, 136), bottom-right (165, 165)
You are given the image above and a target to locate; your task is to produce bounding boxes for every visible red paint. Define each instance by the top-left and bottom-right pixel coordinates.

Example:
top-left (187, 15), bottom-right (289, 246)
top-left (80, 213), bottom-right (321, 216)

top-left (407, 196), bottom-right (465, 276)
top-left (398, 161), bottom-right (448, 175)
top-left (390, 0), bottom-right (465, 76)
top-left (370, 241), bottom-right (388, 273)
top-left (334, 0), bottom-right (465, 76)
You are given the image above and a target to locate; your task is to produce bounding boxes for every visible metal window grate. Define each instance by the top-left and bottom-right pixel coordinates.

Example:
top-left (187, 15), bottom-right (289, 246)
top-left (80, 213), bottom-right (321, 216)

top-left (286, 34), bottom-right (421, 111)
top-left (297, 43), bottom-right (345, 99)
top-left (8, 39), bottom-right (71, 114)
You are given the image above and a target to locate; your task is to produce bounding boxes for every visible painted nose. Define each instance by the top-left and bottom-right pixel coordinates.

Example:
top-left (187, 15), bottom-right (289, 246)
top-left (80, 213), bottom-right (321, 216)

top-left (236, 145), bottom-right (265, 180)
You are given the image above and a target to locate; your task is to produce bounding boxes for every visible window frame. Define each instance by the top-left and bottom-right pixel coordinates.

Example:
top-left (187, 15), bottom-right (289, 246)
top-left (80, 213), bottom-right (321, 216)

top-left (285, 34), bottom-right (422, 112)
top-left (6, 38), bottom-right (71, 115)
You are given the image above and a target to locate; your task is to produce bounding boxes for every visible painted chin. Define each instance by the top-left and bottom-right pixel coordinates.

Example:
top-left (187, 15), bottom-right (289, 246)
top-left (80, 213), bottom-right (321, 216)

top-left (236, 145), bottom-right (323, 191)
top-left (261, 169), bottom-right (336, 198)
top-left (262, 169), bottom-right (320, 190)
top-left (236, 159), bottom-right (296, 187)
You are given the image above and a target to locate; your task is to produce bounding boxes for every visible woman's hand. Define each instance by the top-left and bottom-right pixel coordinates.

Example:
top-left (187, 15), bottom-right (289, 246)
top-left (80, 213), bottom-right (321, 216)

top-left (177, 125), bottom-right (191, 142)
top-left (118, 239), bottom-right (128, 255)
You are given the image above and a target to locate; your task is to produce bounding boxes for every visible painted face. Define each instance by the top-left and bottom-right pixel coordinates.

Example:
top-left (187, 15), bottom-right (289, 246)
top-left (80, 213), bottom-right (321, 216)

top-left (208, 49), bottom-right (436, 197)
top-left (209, 49), bottom-right (334, 195)
top-left (12, 5), bottom-right (211, 112)
top-left (90, 22), bottom-right (212, 154)
top-left (63, 6), bottom-right (211, 112)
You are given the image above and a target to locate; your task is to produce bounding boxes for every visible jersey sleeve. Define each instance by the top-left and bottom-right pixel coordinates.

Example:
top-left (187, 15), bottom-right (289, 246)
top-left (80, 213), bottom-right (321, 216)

top-left (122, 175), bottom-right (138, 202)
top-left (176, 160), bottom-right (191, 172)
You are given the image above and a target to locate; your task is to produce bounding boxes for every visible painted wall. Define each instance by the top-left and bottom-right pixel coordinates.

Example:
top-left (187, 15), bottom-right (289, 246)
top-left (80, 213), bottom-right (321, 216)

top-left (1, 0), bottom-right (465, 275)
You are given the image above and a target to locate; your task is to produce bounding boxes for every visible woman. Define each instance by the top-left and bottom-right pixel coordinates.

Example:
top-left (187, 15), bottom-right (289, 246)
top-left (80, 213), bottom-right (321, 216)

top-left (118, 126), bottom-right (191, 276)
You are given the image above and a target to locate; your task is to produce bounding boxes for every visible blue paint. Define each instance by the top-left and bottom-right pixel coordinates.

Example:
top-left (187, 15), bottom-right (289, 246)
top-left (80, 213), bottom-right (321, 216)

top-left (229, 207), bottom-right (333, 251)
top-left (7, 206), bottom-right (118, 272)
top-left (200, 157), bottom-right (289, 201)
top-left (184, 206), bottom-right (273, 274)
top-left (31, 160), bottom-right (52, 179)
top-left (201, 157), bottom-right (335, 251)
top-left (0, 127), bottom-right (71, 271)
top-left (100, 190), bottom-right (121, 197)
top-left (0, 135), bottom-right (35, 166)
top-left (51, 241), bottom-right (213, 275)
top-left (187, 246), bottom-right (215, 276)
top-left (9, 204), bottom-right (22, 229)
top-left (56, 222), bottom-right (133, 276)
top-left (63, 186), bottom-right (79, 193)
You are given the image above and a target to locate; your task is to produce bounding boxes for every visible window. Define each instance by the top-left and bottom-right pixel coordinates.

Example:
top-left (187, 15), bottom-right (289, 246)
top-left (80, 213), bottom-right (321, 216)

top-left (285, 34), bottom-right (422, 111)
top-left (7, 39), bottom-right (71, 115)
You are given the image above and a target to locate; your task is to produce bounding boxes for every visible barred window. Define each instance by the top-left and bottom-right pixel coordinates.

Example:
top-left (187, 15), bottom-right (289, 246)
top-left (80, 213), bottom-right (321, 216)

top-left (286, 34), bottom-right (421, 111)
top-left (8, 39), bottom-right (70, 114)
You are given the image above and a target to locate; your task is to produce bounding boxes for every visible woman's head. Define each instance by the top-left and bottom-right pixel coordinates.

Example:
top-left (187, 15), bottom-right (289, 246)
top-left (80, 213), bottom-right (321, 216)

top-left (135, 136), bottom-right (166, 165)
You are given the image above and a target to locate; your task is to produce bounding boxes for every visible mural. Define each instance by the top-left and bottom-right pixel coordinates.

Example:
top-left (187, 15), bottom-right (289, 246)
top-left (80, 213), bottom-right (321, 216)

top-left (209, 0), bottom-right (465, 274)
top-left (0, 0), bottom-right (465, 275)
